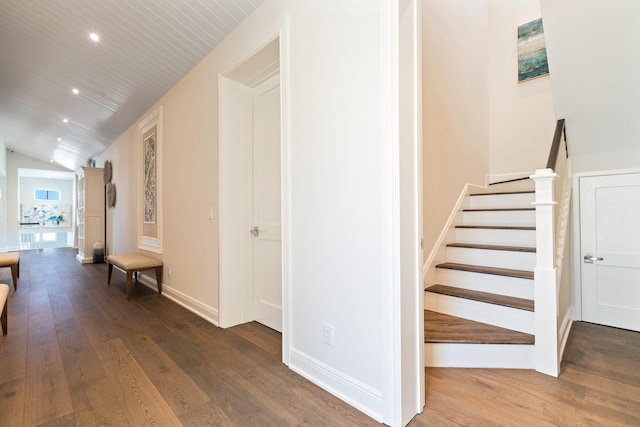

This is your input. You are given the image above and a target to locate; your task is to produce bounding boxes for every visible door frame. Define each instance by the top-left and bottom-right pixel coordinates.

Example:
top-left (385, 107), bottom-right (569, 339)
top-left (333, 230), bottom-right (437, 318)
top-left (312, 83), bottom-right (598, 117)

top-left (572, 167), bottom-right (640, 321)
top-left (218, 29), bottom-right (291, 365)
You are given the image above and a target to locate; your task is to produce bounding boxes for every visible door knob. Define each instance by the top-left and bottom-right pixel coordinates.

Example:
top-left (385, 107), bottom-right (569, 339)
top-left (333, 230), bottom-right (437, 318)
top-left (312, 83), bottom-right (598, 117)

top-left (583, 255), bottom-right (604, 264)
top-left (250, 226), bottom-right (260, 237)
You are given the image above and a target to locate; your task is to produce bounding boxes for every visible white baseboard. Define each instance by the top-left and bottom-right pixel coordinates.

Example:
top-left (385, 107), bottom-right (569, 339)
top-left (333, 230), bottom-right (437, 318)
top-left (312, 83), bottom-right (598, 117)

top-left (289, 348), bottom-right (383, 423)
top-left (557, 305), bottom-right (574, 367)
top-left (135, 273), bottom-right (219, 326)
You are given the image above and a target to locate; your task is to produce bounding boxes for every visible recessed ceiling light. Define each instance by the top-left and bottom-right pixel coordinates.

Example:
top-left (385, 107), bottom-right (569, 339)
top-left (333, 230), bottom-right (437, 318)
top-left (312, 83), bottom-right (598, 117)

top-left (89, 32), bottom-right (100, 42)
top-left (57, 137), bottom-right (62, 142)
top-left (72, 88), bottom-right (79, 95)
top-left (62, 118), bottom-right (69, 123)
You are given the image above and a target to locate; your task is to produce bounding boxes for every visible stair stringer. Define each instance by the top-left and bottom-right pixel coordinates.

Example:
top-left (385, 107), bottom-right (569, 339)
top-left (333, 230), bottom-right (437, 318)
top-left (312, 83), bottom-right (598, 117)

top-left (423, 183), bottom-right (485, 287)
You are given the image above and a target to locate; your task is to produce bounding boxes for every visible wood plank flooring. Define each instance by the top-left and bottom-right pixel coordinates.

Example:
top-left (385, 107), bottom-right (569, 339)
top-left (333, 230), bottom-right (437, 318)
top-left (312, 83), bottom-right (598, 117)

top-left (0, 248), bottom-right (639, 426)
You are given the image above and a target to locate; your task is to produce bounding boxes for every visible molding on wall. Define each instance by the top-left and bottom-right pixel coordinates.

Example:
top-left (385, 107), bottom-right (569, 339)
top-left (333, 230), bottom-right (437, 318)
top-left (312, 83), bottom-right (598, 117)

top-left (289, 348), bottom-right (384, 423)
top-left (135, 272), bottom-right (220, 326)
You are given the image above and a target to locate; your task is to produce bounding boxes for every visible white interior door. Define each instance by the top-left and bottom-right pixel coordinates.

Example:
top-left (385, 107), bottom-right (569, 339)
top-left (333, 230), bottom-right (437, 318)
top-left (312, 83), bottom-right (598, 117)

top-left (252, 74), bottom-right (282, 332)
top-left (580, 172), bottom-right (640, 331)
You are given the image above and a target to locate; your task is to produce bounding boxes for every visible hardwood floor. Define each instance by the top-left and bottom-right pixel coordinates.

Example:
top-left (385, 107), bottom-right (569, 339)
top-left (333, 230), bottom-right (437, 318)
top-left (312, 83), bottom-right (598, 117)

top-left (1, 248), bottom-right (639, 426)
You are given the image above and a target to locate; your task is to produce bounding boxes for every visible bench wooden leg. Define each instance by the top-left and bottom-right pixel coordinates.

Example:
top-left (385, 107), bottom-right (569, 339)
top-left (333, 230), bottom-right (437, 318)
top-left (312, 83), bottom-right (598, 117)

top-left (126, 271), bottom-right (134, 300)
top-left (108, 263), bottom-right (113, 285)
top-left (1, 298), bottom-right (7, 335)
top-left (155, 266), bottom-right (163, 296)
top-left (10, 265), bottom-right (18, 291)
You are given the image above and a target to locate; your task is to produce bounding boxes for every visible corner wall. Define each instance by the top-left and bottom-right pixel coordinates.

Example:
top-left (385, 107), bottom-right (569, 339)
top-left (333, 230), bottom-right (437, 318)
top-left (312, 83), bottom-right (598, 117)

top-left (422, 0), bottom-right (490, 256)
top-left (541, 0), bottom-right (640, 173)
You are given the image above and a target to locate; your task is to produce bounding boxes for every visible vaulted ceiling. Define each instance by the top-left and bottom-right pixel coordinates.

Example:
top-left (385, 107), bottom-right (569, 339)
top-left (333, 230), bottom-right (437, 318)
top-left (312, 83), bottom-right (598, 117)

top-left (0, 0), bottom-right (264, 171)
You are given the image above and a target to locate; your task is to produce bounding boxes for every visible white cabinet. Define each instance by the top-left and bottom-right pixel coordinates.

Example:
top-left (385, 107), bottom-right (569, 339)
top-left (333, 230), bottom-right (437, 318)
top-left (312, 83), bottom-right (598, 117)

top-left (76, 167), bottom-right (105, 263)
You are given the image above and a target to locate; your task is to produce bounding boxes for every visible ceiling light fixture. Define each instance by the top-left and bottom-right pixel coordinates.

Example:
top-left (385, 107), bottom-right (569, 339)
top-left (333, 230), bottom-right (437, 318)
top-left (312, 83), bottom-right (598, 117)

top-left (57, 137), bottom-right (62, 142)
top-left (62, 118), bottom-right (69, 123)
top-left (89, 32), bottom-right (100, 42)
top-left (72, 88), bottom-right (79, 95)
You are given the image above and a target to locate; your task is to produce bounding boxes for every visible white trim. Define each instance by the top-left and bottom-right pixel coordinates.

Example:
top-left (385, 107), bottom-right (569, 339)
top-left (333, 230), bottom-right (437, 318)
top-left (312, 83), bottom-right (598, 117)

top-left (422, 183), bottom-right (484, 282)
top-left (425, 343), bottom-right (535, 368)
top-left (380, 0), bottom-right (401, 424)
top-left (137, 106), bottom-right (163, 254)
top-left (558, 305), bottom-right (573, 363)
top-left (289, 348), bottom-right (383, 423)
top-left (279, 19), bottom-right (292, 367)
top-left (135, 273), bottom-right (220, 325)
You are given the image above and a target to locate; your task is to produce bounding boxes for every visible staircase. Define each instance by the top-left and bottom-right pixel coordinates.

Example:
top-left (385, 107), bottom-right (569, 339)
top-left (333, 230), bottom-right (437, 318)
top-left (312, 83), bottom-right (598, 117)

top-left (424, 185), bottom-right (538, 368)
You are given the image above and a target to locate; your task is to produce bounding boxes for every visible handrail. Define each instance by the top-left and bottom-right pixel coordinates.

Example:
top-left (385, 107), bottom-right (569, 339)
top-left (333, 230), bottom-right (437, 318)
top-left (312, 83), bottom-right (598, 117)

top-left (546, 119), bottom-right (566, 170)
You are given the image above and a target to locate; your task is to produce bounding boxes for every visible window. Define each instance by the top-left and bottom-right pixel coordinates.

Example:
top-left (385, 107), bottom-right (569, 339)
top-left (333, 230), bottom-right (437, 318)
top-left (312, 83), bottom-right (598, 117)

top-left (35, 190), bottom-right (60, 201)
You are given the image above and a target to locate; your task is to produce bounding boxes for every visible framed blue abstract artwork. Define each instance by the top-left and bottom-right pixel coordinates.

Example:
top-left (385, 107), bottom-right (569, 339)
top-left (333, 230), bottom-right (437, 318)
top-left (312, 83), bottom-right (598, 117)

top-left (518, 18), bottom-right (549, 83)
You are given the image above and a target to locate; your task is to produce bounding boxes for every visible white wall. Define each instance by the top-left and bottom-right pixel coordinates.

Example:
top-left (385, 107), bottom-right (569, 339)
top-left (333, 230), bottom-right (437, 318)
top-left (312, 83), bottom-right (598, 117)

top-left (97, 0), bottom-right (419, 424)
top-left (541, 0), bottom-right (640, 172)
top-left (422, 0), bottom-right (490, 254)
top-left (19, 177), bottom-right (73, 208)
top-left (489, 0), bottom-right (556, 177)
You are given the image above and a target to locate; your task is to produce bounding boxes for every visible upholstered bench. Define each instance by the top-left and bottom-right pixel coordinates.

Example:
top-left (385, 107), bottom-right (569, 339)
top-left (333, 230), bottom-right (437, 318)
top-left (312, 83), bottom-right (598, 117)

top-left (0, 252), bottom-right (20, 291)
top-left (107, 253), bottom-right (163, 300)
top-left (0, 283), bottom-right (9, 335)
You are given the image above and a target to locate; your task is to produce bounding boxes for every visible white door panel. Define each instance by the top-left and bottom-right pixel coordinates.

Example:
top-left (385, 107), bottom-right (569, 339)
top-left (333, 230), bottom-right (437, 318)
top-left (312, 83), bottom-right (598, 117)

top-left (581, 173), bottom-right (640, 331)
top-left (252, 74), bottom-right (282, 332)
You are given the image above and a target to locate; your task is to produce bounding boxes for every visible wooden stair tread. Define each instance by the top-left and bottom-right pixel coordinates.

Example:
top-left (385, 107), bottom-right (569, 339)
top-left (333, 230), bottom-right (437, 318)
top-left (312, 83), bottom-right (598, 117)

top-left (463, 207), bottom-right (535, 212)
top-left (436, 262), bottom-right (534, 279)
top-left (426, 284), bottom-right (534, 311)
top-left (469, 190), bottom-right (534, 196)
top-left (456, 225), bottom-right (535, 230)
top-left (424, 310), bottom-right (535, 344)
top-left (447, 242), bottom-right (536, 253)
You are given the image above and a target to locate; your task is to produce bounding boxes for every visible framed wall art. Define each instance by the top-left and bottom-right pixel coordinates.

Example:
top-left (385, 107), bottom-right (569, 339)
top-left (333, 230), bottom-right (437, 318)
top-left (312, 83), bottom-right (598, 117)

top-left (137, 106), bottom-right (163, 253)
top-left (518, 18), bottom-right (549, 83)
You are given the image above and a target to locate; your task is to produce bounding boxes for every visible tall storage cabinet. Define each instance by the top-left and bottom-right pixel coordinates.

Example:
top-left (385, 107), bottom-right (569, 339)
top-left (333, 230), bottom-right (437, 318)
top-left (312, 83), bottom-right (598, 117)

top-left (76, 167), bottom-right (105, 264)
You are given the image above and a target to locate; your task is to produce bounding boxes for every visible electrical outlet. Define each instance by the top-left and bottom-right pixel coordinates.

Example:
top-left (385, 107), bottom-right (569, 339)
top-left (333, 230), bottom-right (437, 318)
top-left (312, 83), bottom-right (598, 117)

top-left (323, 324), bottom-right (334, 346)
top-left (168, 266), bottom-right (172, 277)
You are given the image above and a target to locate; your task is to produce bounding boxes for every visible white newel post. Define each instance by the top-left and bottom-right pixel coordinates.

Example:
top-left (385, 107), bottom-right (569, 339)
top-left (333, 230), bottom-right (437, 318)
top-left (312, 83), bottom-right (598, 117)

top-left (530, 168), bottom-right (560, 377)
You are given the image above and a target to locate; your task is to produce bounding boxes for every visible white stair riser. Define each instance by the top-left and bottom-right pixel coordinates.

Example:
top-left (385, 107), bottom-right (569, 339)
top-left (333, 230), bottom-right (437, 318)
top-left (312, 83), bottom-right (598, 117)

top-left (435, 268), bottom-right (533, 299)
top-left (469, 193), bottom-right (534, 209)
top-left (455, 227), bottom-right (536, 247)
top-left (425, 292), bottom-right (534, 334)
top-left (462, 210), bottom-right (535, 227)
top-left (425, 343), bottom-right (535, 368)
top-left (446, 247), bottom-right (536, 271)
